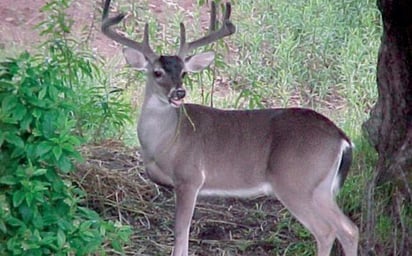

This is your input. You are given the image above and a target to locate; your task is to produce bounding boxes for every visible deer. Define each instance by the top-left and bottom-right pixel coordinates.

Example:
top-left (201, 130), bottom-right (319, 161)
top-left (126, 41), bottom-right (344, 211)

top-left (101, 0), bottom-right (359, 255)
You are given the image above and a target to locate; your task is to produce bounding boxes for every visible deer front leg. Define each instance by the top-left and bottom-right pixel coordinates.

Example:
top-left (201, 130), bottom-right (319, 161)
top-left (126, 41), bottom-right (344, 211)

top-left (171, 183), bottom-right (201, 256)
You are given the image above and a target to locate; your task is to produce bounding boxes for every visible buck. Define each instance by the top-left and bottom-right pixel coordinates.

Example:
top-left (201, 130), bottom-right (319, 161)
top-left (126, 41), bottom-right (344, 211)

top-left (101, 0), bottom-right (359, 255)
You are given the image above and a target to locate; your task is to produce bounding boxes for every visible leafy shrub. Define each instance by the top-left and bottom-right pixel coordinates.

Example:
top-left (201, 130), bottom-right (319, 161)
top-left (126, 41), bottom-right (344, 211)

top-left (37, 0), bottom-right (132, 141)
top-left (0, 52), bottom-right (130, 255)
top-left (0, 1), bottom-right (134, 254)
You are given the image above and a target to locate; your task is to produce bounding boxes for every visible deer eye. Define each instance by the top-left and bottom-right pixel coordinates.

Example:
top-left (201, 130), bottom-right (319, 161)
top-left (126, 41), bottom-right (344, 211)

top-left (153, 70), bottom-right (163, 78)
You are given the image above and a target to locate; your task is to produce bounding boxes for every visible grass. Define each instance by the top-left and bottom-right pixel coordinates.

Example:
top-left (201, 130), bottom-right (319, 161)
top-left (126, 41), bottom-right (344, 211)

top-left (231, 0), bottom-right (380, 117)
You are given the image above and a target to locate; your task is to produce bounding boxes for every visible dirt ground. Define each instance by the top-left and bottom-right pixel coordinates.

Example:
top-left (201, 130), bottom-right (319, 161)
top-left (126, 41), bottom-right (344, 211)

top-left (0, 0), bottom-right (209, 57)
top-left (0, 1), bottom-right (307, 255)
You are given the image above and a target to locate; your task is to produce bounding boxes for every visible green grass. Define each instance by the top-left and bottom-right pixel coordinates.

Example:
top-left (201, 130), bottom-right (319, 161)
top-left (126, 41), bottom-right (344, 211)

top-left (230, 0), bottom-right (380, 117)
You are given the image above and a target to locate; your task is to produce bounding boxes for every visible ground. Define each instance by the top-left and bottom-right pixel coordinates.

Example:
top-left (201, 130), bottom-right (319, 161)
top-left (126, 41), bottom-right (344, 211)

top-left (0, 1), bottom-right (310, 255)
top-left (0, 0), bottom-right (209, 57)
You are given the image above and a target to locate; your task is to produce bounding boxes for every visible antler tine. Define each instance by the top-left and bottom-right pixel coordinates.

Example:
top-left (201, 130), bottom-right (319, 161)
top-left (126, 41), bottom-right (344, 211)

top-left (208, 1), bottom-right (217, 33)
top-left (178, 22), bottom-right (187, 54)
top-left (178, 1), bottom-right (236, 57)
top-left (224, 2), bottom-right (232, 20)
top-left (101, 0), bottom-right (158, 62)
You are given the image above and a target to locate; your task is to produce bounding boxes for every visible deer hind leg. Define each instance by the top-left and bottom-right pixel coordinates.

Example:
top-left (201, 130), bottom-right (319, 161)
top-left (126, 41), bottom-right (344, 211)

top-left (313, 191), bottom-right (359, 256)
top-left (330, 208), bottom-right (358, 256)
top-left (335, 215), bottom-right (358, 256)
top-left (272, 189), bottom-right (337, 256)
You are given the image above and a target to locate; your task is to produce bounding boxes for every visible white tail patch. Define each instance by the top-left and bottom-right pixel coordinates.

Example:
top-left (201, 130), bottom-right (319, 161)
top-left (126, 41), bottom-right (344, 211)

top-left (331, 139), bottom-right (352, 196)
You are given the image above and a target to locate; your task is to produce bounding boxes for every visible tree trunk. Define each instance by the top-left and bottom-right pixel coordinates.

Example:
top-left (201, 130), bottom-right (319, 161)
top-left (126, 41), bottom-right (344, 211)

top-left (362, 0), bottom-right (412, 254)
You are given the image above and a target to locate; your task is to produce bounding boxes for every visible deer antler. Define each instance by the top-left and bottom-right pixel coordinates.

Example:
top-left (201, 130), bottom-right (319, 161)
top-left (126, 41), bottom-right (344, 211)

top-left (177, 2), bottom-right (236, 57)
top-left (101, 0), bottom-right (158, 62)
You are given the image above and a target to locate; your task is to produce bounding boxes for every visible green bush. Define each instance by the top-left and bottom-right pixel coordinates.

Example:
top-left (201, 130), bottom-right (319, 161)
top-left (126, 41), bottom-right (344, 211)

top-left (0, 52), bottom-right (130, 255)
top-left (37, 0), bottom-right (132, 141)
top-left (0, 0), bottom-right (133, 254)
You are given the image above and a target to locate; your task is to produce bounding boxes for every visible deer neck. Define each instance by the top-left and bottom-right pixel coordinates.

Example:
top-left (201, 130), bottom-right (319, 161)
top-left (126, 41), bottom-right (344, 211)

top-left (137, 82), bottom-right (181, 158)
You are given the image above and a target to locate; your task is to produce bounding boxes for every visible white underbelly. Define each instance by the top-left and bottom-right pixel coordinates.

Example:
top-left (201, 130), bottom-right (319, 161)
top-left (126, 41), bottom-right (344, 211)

top-left (199, 182), bottom-right (273, 198)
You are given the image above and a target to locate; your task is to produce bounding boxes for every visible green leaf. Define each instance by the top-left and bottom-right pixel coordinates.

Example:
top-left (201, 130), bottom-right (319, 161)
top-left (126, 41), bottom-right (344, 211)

top-left (40, 112), bottom-right (57, 138)
top-left (32, 212), bottom-right (44, 229)
top-left (39, 87), bottom-right (47, 100)
top-left (6, 216), bottom-right (25, 227)
top-left (0, 131), bottom-right (4, 146)
top-left (79, 221), bottom-right (92, 232)
top-left (33, 168), bottom-right (47, 176)
top-left (56, 219), bottom-right (73, 233)
top-left (111, 239), bottom-right (122, 252)
top-left (47, 84), bottom-right (59, 100)
top-left (57, 156), bottom-right (72, 172)
top-left (18, 203), bottom-right (34, 223)
top-left (20, 114), bottom-right (33, 131)
top-left (12, 103), bottom-right (27, 121)
top-left (24, 191), bottom-right (35, 207)
top-left (5, 133), bottom-right (24, 148)
top-left (0, 219), bottom-right (7, 233)
top-left (57, 229), bottom-right (66, 248)
top-left (0, 80), bottom-right (15, 89)
top-left (35, 141), bottom-right (52, 157)
top-left (78, 207), bottom-right (99, 219)
top-left (1, 94), bottom-right (18, 113)
top-left (12, 190), bottom-right (26, 207)
top-left (52, 146), bottom-right (62, 160)
top-left (67, 148), bottom-right (83, 162)
top-left (42, 211), bottom-right (58, 226)
top-left (0, 175), bottom-right (18, 185)
top-left (11, 146), bottom-right (25, 159)
top-left (14, 166), bottom-right (27, 178)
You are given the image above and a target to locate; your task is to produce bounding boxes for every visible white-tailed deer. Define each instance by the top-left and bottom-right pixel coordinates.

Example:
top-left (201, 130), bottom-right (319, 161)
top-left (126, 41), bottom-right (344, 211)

top-left (102, 0), bottom-right (359, 255)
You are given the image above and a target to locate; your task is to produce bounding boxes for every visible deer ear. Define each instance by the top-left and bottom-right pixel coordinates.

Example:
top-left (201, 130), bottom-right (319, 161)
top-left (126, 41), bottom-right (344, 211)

top-left (185, 51), bottom-right (215, 73)
top-left (123, 47), bottom-right (148, 71)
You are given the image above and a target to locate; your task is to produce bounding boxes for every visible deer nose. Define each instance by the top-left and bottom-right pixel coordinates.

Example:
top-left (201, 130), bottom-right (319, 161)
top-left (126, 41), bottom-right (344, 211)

top-left (175, 88), bottom-right (186, 99)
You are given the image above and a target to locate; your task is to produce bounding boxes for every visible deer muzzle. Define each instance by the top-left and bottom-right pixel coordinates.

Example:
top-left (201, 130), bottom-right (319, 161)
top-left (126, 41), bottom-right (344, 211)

top-left (169, 88), bottom-right (186, 108)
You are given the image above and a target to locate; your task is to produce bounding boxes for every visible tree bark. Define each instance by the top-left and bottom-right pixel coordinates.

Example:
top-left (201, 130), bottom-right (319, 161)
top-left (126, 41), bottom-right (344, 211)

top-left (362, 0), bottom-right (412, 254)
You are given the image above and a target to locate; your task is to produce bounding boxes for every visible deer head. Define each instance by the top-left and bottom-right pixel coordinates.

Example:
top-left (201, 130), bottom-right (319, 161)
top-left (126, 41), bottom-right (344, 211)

top-left (102, 0), bottom-right (235, 108)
